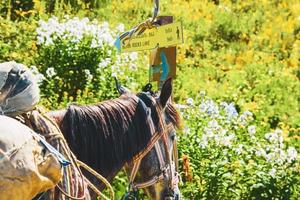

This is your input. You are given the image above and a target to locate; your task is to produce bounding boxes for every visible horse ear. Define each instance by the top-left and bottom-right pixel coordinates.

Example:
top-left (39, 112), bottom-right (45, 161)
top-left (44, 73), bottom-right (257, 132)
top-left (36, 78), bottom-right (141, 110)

top-left (114, 77), bottom-right (130, 95)
top-left (159, 78), bottom-right (172, 108)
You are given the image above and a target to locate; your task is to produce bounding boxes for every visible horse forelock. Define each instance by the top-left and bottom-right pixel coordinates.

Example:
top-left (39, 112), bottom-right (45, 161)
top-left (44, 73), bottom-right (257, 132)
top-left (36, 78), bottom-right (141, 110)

top-left (138, 92), bottom-right (182, 129)
top-left (60, 93), bottom-right (154, 177)
top-left (165, 103), bottom-right (182, 129)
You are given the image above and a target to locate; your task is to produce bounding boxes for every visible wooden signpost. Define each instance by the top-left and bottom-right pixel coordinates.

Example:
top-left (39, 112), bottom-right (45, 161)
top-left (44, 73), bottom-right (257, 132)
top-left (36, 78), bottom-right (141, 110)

top-left (114, 8), bottom-right (183, 90)
top-left (115, 21), bottom-right (183, 53)
top-left (149, 16), bottom-right (177, 89)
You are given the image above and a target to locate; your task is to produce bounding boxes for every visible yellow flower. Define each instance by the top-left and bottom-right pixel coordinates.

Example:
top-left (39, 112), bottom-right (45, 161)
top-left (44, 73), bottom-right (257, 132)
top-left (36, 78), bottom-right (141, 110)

top-left (243, 102), bottom-right (258, 111)
top-left (225, 54), bottom-right (235, 64)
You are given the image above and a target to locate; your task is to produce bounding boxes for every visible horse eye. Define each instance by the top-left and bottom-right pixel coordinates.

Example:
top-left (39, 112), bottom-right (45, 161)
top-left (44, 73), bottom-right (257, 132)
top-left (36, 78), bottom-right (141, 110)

top-left (171, 134), bottom-right (176, 141)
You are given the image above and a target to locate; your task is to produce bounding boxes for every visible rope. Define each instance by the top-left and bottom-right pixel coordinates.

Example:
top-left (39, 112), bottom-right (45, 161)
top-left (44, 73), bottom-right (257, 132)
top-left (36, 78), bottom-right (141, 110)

top-left (119, 0), bottom-right (160, 43)
top-left (55, 184), bottom-right (85, 200)
top-left (23, 109), bottom-right (114, 200)
top-left (77, 160), bottom-right (115, 200)
top-left (40, 111), bottom-right (115, 200)
top-left (82, 177), bottom-right (107, 200)
top-left (36, 112), bottom-right (87, 200)
top-left (40, 112), bottom-right (114, 199)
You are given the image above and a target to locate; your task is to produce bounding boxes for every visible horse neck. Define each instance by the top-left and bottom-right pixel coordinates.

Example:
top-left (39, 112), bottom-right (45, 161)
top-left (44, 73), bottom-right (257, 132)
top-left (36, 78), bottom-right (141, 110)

top-left (47, 109), bottom-right (67, 126)
top-left (47, 98), bottom-right (154, 182)
top-left (47, 108), bottom-right (121, 189)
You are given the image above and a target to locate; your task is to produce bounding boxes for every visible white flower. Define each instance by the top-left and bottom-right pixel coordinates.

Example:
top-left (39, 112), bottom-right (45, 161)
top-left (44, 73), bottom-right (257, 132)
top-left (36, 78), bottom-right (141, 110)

top-left (204, 127), bottom-right (214, 138)
top-left (238, 111), bottom-right (253, 125)
top-left (199, 135), bottom-right (208, 149)
top-left (129, 63), bottom-right (137, 70)
top-left (183, 125), bottom-right (190, 134)
top-left (102, 21), bottom-right (109, 28)
top-left (208, 120), bottom-right (219, 130)
top-left (244, 111), bottom-right (253, 116)
top-left (234, 144), bottom-right (244, 154)
top-left (287, 147), bottom-right (298, 163)
top-left (29, 65), bottom-right (39, 74)
top-left (98, 58), bottom-right (111, 68)
top-left (256, 148), bottom-right (266, 157)
top-left (116, 24), bottom-right (125, 32)
top-left (129, 52), bottom-right (138, 61)
top-left (112, 72), bottom-right (117, 78)
top-left (269, 168), bottom-right (276, 178)
top-left (84, 69), bottom-right (93, 82)
top-left (274, 129), bottom-right (282, 134)
top-left (175, 104), bottom-right (188, 110)
top-left (36, 16), bottom-right (116, 47)
top-left (265, 129), bottom-right (283, 143)
top-left (274, 148), bottom-right (286, 165)
top-left (221, 133), bottom-right (235, 147)
top-left (199, 99), bottom-right (219, 117)
top-left (214, 134), bottom-right (221, 145)
top-left (28, 65), bottom-right (45, 84)
top-left (247, 125), bottom-right (256, 136)
top-left (220, 158), bottom-right (229, 165)
top-left (220, 102), bottom-right (228, 108)
top-left (265, 153), bottom-right (275, 163)
top-left (218, 5), bottom-right (231, 12)
top-left (224, 103), bottom-right (238, 119)
top-left (46, 67), bottom-right (56, 78)
top-left (34, 73), bottom-right (45, 84)
top-left (186, 98), bottom-right (194, 106)
top-left (199, 90), bottom-right (206, 97)
top-left (90, 39), bottom-right (99, 48)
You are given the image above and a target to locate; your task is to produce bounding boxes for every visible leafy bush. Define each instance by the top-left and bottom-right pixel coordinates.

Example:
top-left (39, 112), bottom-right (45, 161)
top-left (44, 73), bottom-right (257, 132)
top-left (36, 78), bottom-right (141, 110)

top-left (178, 93), bottom-right (300, 199)
top-left (1, 0), bottom-right (300, 199)
top-left (0, 17), bottom-right (37, 64)
top-left (35, 16), bottom-right (140, 108)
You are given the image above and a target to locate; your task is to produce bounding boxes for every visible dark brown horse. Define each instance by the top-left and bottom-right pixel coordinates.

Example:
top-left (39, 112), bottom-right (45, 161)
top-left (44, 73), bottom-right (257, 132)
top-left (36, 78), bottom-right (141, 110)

top-left (47, 79), bottom-right (181, 200)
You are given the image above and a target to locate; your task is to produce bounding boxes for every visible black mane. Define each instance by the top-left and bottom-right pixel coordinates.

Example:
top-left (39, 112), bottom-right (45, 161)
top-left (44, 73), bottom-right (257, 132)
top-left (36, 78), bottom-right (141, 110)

top-left (60, 93), bottom-right (154, 177)
top-left (59, 91), bottom-right (182, 180)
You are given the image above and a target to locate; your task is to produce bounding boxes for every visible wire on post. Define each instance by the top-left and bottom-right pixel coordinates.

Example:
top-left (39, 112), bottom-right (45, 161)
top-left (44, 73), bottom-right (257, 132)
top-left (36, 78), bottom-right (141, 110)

top-left (119, 0), bottom-right (160, 43)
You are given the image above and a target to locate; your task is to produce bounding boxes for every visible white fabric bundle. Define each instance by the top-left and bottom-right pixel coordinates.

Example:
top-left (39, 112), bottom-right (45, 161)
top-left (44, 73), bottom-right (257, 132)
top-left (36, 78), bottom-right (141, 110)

top-left (0, 115), bottom-right (62, 200)
top-left (0, 61), bottom-right (40, 116)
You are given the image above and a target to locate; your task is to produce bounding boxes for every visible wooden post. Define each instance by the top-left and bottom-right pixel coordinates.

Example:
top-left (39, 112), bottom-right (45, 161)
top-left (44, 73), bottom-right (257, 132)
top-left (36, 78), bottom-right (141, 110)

top-left (149, 16), bottom-right (176, 90)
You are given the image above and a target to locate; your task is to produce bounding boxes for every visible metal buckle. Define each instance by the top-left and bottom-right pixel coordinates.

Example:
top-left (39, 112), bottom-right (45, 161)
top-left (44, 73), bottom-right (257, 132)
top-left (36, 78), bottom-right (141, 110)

top-left (121, 191), bottom-right (139, 200)
top-left (164, 190), bottom-right (176, 200)
top-left (122, 184), bottom-right (139, 200)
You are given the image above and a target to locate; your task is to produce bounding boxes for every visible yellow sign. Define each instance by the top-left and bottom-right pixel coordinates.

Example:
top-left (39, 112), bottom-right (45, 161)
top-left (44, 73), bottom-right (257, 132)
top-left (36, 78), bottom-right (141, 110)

top-left (115, 22), bottom-right (183, 52)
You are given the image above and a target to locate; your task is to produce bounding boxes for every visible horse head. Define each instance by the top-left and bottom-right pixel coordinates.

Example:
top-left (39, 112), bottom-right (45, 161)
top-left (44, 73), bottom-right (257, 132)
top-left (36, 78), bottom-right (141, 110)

top-left (117, 78), bottom-right (182, 200)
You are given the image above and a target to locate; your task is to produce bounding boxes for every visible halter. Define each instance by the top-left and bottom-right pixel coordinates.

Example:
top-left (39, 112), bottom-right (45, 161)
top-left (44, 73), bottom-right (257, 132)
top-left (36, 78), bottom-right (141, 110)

top-left (123, 92), bottom-right (180, 200)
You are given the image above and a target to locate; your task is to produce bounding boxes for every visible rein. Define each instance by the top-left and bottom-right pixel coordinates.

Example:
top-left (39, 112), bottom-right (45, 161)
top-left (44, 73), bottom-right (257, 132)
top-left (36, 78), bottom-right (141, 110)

top-left (124, 93), bottom-right (180, 199)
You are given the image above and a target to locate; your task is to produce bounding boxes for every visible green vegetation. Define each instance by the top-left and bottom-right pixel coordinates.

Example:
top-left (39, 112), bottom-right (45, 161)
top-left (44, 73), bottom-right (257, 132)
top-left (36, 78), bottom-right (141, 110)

top-left (0, 0), bottom-right (299, 199)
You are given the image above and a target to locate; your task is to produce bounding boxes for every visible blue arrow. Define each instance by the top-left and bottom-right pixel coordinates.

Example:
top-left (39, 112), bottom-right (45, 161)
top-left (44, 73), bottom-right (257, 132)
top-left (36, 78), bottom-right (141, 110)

top-left (160, 51), bottom-right (169, 81)
top-left (114, 36), bottom-right (121, 52)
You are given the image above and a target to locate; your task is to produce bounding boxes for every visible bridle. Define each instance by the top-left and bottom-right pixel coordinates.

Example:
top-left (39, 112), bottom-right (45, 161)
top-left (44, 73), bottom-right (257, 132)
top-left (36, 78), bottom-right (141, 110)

top-left (122, 92), bottom-right (180, 200)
